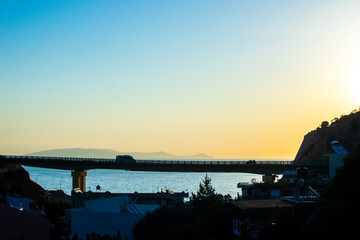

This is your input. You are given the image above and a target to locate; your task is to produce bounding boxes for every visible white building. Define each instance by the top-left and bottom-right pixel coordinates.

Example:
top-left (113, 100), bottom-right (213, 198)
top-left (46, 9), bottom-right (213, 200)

top-left (69, 195), bottom-right (159, 239)
top-left (6, 194), bottom-right (33, 212)
top-left (237, 182), bottom-right (281, 199)
top-left (324, 141), bottom-right (348, 179)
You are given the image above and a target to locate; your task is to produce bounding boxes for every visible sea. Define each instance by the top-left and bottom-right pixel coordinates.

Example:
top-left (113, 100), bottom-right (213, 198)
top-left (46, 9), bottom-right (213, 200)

top-left (23, 160), bottom-right (274, 198)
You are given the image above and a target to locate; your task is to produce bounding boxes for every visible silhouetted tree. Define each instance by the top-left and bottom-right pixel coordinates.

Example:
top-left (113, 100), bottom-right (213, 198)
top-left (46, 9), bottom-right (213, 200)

top-left (85, 230), bottom-right (123, 240)
top-left (133, 175), bottom-right (242, 240)
top-left (191, 174), bottom-right (218, 211)
top-left (316, 120), bottom-right (330, 136)
top-left (308, 146), bottom-right (360, 239)
top-left (133, 202), bottom-right (197, 240)
top-left (321, 121), bottom-right (329, 129)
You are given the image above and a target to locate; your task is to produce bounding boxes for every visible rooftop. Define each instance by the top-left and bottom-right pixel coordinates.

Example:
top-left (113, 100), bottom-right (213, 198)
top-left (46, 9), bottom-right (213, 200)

top-left (232, 199), bottom-right (295, 210)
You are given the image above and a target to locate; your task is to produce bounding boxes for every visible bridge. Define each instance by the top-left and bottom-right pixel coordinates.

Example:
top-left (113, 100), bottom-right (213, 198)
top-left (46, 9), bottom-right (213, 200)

top-left (0, 155), bottom-right (328, 192)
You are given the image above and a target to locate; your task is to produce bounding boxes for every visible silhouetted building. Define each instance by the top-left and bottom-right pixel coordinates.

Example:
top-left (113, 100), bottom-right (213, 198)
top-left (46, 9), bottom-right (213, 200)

top-left (71, 190), bottom-right (188, 208)
top-left (232, 199), bottom-right (295, 238)
top-left (6, 193), bottom-right (34, 212)
top-left (0, 202), bottom-right (50, 240)
top-left (323, 141), bottom-right (348, 178)
top-left (69, 191), bottom-right (189, 239)
top-left (69, 196), bottom-right (158, 239)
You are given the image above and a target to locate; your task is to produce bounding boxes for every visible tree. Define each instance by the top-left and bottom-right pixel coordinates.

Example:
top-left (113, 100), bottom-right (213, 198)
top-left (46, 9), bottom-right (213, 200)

top-left (133, 175), bottom-right (242, 240)
top-left (309, 146), bottom-right (360, 239)
top-left (133, 203), bottom-right (197, 240)
top-left (191, 174), bottom-right (215, 201)
top-left (331, 145), bottom-right (360, 205)
top-left (190, 174), bottom-right (221, 212)
top-left (190, 175), bottom-right (240, 239)
top-left (321, 121), bottom-right (329, 129)
top-left (316, 120), bottom-right (330, 135)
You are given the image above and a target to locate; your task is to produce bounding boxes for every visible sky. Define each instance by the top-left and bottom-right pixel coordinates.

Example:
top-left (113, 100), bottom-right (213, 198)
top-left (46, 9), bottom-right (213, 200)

top-left (1, 0), bottom-right (360, 159)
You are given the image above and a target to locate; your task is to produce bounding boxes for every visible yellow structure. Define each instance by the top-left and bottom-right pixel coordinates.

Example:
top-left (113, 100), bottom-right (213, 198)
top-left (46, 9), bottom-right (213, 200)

top-left (72, 170), bottom-right (87, 192)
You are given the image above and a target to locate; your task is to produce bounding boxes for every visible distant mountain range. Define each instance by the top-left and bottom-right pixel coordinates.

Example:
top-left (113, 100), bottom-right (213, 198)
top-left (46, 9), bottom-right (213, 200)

top-left (26, 148), bottom-right (214, 160)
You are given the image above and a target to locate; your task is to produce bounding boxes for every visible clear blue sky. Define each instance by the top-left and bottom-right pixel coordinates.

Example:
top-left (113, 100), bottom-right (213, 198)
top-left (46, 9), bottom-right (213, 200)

top-left (1, 1), bottom-right (360, 158)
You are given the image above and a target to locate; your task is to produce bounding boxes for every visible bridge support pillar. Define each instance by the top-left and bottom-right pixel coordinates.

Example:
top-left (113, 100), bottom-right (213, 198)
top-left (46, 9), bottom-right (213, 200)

top-left (72, 170), bottom-right (87, 192)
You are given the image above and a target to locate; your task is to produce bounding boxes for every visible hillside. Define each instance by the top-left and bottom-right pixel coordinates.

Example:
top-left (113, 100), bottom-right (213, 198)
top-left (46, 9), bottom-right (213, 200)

top-left (26, 148), bottom-right (214, 160)
top-left (295, 108), bottom-right (360, 162)
top-left (0, 162), bottom-right (46, 200)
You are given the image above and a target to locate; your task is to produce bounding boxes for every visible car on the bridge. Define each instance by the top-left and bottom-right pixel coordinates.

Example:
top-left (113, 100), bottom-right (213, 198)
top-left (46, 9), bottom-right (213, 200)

top-left (246, 160), bottom-right (256, 165)
top-left (115, 155), bottom-right (136, 163)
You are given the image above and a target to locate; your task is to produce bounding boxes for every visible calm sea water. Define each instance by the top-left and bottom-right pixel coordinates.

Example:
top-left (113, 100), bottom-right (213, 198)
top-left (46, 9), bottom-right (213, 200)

top-left (23, 166), bottom-right (263, 198)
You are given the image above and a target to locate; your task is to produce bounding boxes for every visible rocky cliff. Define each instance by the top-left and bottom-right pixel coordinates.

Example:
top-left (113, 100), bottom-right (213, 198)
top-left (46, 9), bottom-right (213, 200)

top-left (295, 109), bottom-right (360, 162)
top-left (0, 163), bottom-right (46, 200)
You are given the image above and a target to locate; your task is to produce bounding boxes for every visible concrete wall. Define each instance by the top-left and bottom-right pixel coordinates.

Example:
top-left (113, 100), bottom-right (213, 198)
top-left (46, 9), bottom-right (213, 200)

top-left (71, 210), bottom-right (143, 239)
top-left (6, 195), bottom-right (33, 212)
top-left (71, 195), bottom-right (159, 239)
top-left (326, 153), bottom-right (347, 178)
top-left (85, 196), bottom-right (129, 212)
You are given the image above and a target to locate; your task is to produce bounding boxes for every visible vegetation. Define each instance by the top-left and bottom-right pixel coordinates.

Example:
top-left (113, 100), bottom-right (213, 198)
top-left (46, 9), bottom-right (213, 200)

top-left (321, 107), bottom-right (360, 132)
top-left (133, 175), bottom-right (243, 240)
top-left (72, 231), bottom-right (125, 240)
top-left (297, 107), bottom-right (360, 162)
top-left (0, 163), bottom-right (46, 200)
top-left (34, 191), bottom-right (71, 221)
top-left (309, 145), bottom-right (360, 239)
top-left (260, 145), bottom-right (360, 239)
top-left (134, 145), bottom-right (360, 239)
top-left (191, 174), bottom-right (231, 209)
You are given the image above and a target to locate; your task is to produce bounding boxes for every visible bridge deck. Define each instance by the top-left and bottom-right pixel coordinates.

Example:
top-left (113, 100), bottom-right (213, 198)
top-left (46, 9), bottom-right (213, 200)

top-left (0, 155), bottom-right (328, 175)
